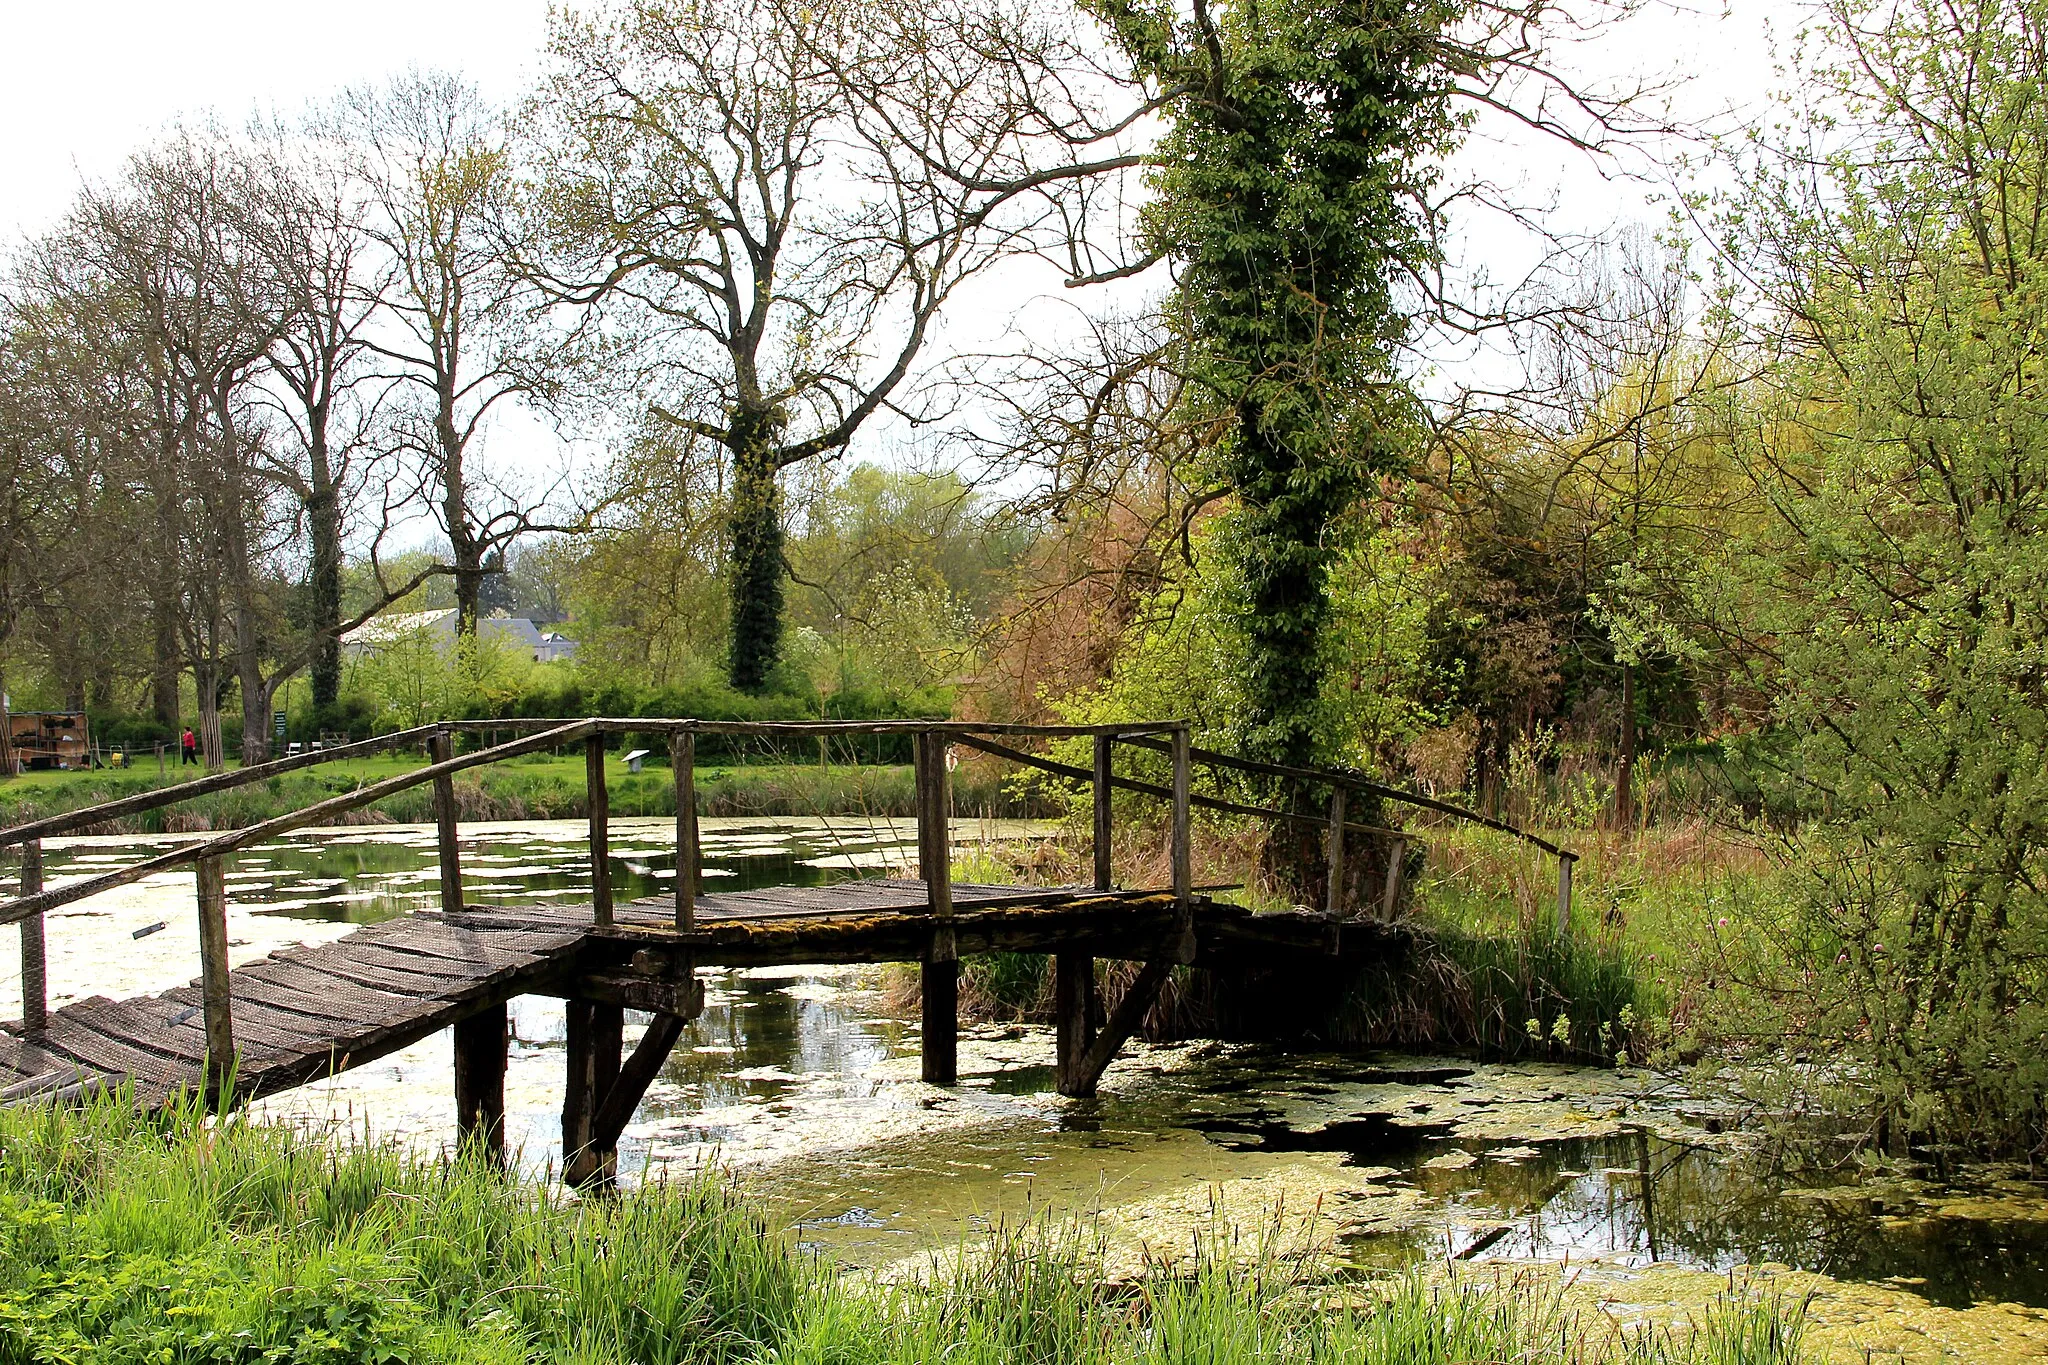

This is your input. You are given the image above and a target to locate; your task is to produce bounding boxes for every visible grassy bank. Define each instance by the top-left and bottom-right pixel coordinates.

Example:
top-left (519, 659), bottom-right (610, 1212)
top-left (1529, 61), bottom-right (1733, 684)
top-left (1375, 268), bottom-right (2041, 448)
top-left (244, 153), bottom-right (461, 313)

top-left (0, 752), bottom-right (1045, 833)
top-left (0, 1095), bottom-right (1804, 1363)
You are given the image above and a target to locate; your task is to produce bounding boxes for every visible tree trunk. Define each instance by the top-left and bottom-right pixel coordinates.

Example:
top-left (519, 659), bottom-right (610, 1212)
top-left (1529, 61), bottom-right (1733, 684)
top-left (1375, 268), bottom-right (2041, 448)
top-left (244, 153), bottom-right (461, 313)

top-left (726, 410), bottom-right (786, 693)
top-left (152, 613), bottom-right (183, 730)
top-left (195, 658), bottom-right (225, 774)
top-left (307, 433), bottom-right (344, 709)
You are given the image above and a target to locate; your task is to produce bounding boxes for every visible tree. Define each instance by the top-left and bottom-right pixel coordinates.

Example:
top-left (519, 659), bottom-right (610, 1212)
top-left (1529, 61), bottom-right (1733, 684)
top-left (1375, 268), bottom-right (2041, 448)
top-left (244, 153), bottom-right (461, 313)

top-left (528, 0), bottom-right (1140, 691)
top-left (348, 71), bottom-right (574, 641)
top-left (1718, 0), bottom-right (2048, 1149)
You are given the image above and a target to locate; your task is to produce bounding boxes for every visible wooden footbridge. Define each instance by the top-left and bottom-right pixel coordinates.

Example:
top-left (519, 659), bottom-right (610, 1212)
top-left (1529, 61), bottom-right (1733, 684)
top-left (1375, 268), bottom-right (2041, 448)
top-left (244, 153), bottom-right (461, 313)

top-left (0, 719), bottom-right (1576, 1186)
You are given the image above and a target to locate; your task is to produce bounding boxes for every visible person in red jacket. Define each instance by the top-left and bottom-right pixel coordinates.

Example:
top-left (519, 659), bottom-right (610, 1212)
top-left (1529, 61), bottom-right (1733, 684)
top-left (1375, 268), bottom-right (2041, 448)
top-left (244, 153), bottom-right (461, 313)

top-left (181, 727), bottom-right (198, 766)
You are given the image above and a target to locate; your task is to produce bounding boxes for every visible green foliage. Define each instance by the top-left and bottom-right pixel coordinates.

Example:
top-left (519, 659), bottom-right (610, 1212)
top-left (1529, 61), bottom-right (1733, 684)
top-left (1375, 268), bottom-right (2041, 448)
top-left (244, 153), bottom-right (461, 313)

top-left (1099, 0), bottom-right (1457, 771)
top-left (0, 1096), bottom-right (1803, 1364)
top-left (1713, 0), bottom-right (2048, 1148)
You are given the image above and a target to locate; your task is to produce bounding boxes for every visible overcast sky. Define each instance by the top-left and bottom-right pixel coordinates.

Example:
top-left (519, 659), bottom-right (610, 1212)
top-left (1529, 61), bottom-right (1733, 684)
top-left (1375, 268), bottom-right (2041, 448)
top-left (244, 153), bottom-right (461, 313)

top-left (0, 0), bottom-right (1785, 493)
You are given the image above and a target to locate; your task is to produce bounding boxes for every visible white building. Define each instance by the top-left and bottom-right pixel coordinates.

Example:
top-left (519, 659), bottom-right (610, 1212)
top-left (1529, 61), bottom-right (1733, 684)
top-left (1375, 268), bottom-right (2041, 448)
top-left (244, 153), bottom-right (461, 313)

top-left (342, 609), bottom-right (579, 664)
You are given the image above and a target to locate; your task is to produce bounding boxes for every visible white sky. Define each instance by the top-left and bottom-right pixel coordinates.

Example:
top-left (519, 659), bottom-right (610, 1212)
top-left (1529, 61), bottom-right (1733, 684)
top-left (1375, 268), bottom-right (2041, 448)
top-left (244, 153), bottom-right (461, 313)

top-left (0, 0), bottom-right (1788, 496)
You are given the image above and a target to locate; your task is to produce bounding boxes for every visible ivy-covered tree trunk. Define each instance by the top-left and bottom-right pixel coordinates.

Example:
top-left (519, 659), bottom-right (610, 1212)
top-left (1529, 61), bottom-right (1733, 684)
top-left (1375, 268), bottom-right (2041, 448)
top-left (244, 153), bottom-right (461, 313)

top-left (307, 443), bottom-right (344, 710)
top-left (726, 406), bottom-right (787, 693)
top-left (1103, 0), bottom-right (1454, 900)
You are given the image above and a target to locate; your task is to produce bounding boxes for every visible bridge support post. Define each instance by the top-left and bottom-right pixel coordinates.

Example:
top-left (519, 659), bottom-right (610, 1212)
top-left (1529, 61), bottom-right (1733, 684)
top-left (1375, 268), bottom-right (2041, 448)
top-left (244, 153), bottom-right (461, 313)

top-left (18, 839), bottom-right (44, 1033)
top-left (429, 730), bottom-right (463, 914)
top-left (1325, 787), bottom-right (1347, 917)
top-left (454, 1002), bottom-right (507, 1166)
top-left (915, 731), bottom-right (957, 1086)
top-left (194, 856), bottom-right (234, 1100)
top-left (561, 999), bottom-right (623, 1187)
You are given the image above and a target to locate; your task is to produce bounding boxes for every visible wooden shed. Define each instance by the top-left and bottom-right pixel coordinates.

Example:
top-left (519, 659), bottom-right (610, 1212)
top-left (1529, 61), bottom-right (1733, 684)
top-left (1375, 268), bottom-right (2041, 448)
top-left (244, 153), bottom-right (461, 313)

top-left (5, 711), bottom-right (90, 770)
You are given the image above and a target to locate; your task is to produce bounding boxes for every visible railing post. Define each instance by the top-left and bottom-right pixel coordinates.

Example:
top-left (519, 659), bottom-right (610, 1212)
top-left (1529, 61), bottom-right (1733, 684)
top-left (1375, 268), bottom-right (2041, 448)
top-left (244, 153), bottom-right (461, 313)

top-left (1381, 838), bottom-right (1407, 920)
top-left (194, 855), bottom-right (234, 1099)
top-left (587, 733), bottom-right (612, 927)
top-left (19, 839), bottom-right (45, 1032)
top-left (1325, 787), bottom-right (1347, 917)
top-left (914, 729), bottom-right (957, 1085)
top-left (1171, 724), bottom-right (1192, 941)
top-left (1556, 853), bottom-right (1575, 938)
top-left (672, 728), bottom-right (698, 931)
top-left (1092, 734), bottom-right (1113, 891)
top-left (429, 729), bottom-right (463, 915)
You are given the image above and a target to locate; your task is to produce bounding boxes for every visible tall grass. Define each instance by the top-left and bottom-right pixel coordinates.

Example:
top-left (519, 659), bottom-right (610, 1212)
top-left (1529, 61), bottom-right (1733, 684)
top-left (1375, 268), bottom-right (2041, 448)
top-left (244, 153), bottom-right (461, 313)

top-left (0, 1095), bottom-right (1803, 1363)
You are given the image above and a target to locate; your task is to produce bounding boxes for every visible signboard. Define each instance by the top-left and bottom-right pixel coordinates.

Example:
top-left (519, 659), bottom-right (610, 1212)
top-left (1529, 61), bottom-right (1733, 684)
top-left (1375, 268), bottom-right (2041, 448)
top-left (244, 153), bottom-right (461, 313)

top-left (274, 710), bottom-right (287, 742)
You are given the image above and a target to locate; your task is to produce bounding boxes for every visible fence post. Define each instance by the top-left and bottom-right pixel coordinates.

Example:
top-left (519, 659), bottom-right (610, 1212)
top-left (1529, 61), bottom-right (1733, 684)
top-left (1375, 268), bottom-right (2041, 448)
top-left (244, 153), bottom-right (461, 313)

top-left (914, 729), bottom-right (957, 1085)
top-left (1556, 853), bottom-right (1575, 938)
top-left (587, 733), bottom-right (612, 927)
top-left (1381, 838), bottom-right (1407, 920)
top-left (194, 856), bottom-right (234, 1099)
top-left (429, 729), bottom-right (463, 915)
top-left (672, 728), bottom-right (698, 931)
top-left (1325, 787), bottom-right (1347, 917)
top-left (1171, 725), bottom-right (1192, 942)
top-left (19, 839), bottom-right (45, 1032)
top-left (1092, 734), bottom-right (1113, 891)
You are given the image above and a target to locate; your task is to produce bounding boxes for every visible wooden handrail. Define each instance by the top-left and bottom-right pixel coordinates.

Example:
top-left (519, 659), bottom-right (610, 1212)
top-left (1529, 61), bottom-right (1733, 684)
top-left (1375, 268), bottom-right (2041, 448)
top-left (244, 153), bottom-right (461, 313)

top-left (0, 722), bottom-right (445, 849)
top-left (1116, 735), bottom-right (1576, 860)
top-left (0, 720), bottom-right (596, 928)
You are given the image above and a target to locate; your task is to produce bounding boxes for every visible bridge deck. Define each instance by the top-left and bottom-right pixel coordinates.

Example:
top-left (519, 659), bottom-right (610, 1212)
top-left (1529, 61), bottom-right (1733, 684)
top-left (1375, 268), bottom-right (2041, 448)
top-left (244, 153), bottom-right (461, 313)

top-left (0, 879), bottom-right (1204, 1107)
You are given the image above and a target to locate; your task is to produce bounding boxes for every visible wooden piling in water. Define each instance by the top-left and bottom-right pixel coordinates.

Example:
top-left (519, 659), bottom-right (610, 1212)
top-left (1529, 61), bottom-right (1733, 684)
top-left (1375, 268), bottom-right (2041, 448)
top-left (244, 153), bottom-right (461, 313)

top-left (1325, 787), bottom-right (1347, 917)
top-left (915, 731), bottom-right (957, 1086)
top-left (453, 1002), bottom-right (507, 1165)
top-left (587, 737), bottom-right (612, 928)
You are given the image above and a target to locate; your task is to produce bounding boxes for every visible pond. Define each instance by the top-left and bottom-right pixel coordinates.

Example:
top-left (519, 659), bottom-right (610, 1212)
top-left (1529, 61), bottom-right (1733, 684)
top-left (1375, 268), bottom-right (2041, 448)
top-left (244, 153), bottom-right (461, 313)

top-left (10, 819), bottom-right (2048, 1361)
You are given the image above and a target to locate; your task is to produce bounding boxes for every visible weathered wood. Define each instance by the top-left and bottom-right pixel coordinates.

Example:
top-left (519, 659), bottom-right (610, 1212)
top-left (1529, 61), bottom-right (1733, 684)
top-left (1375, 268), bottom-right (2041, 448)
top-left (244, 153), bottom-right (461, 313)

top-left (194, 857), bottom-right (233, 1097)
top-left (1381, 838), bottom-right (1407, 919)
top-left (573, 973), bottom-right (703, 1016)
top-left (1557, 854), bottom-right (1575, 938)
top-left (1054, 950), bottom-right (1095, 1097)
top-left (18, 840), bottom-right (44, 1033)
top-left (1326, 788), bottom-right (1347, 917)
top-left (453, 1002), bottom-right (507, 1165)
top-left (948, 733), bottom-right (1409, 845)
top-left (0, 723), bottom-right (442, 849)
top-left (1118, 734), bottom-right (1574, 859)
top-left (1170, 726), bottom-right (1193, 959)
top-left (921, 958), bottom-right (958, 1086)
top-left (591, 1012), bottom-right (688, 1153)
top-left (1063, 959), bottom-right (1174, 1099)
top-left (429, 730), bottom-right (463, 916)
top-left (587, 737), bottom-right (613, 927)
top-left (1093, 735), bottom-right (1113, 891)
top-left (445, 718), bottom-right (1180, 739)
top-left (672, 729), bottom-right (697, 931)
top-left (562, 1000), bottom-right (599, 1185)
top-left (0, 720), bottom-right (598, 928)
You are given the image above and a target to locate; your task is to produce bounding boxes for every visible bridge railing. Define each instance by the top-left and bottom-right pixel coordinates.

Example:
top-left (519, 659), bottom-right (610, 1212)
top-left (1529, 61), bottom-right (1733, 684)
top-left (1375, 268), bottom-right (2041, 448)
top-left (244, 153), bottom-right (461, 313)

top-left (0, 718), bottom-right (1190, 1093)
top-left (0, 714), bottom-right (1572, 1094)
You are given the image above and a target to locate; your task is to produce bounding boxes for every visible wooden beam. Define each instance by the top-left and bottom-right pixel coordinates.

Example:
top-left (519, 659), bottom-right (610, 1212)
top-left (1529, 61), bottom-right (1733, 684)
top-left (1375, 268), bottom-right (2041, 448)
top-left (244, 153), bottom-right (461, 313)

top-left (1062, 959), bottom-right (1173, 1099)
top-left (921, 958), bottom-right (959, 1086)
top-left (672, 730), bottom-right (697, 931)
top-left (1054, 950), bottom-right (1095, 1097)
top-left (587, 737), bottom-right (612, 927)
top-left (194, 856), bottom-right (234, 1100)
top-left (453, 1001), bottom-right (506, 1165)
top-left (1382, 838), bottom-right (1407, 920)
top-left (429, 731), bottom-right (463, 916)
top-left (590, 1012), bottom-right (688, 1153)
top-left (1326, 787), bottom-right (1347, 917)
top-left (18, 840), bottom-right (43, 1033)
top-left (1092, 735), bottom-right (1113, 891)
top-left (572, 973), bottom-right (704, 1016)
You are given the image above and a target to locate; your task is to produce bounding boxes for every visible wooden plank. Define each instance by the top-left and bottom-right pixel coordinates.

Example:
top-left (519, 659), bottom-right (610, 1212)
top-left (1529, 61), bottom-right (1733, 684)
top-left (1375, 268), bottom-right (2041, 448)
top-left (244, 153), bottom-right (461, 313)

top-left (160, 985), bottom-right (352, 1046)
top-left (212, 964), bottom-right (417, 1029)
top-left (19, 840), bottom-right (44, 1032)
top-left (268, 947), bottom-right (491, 999)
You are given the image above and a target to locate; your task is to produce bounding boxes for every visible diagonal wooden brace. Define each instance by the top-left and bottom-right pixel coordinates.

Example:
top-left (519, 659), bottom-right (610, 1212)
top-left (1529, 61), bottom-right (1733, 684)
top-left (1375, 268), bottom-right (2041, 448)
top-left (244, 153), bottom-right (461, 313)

top-left (1057, 958), bottom-right (1174, 1099)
